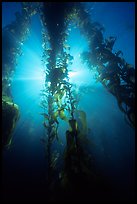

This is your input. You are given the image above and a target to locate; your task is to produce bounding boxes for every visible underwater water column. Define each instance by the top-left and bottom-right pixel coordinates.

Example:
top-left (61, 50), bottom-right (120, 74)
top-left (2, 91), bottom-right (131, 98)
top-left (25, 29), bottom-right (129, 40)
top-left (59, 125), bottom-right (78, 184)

top-left (2, 2), bottom-right (135, 202)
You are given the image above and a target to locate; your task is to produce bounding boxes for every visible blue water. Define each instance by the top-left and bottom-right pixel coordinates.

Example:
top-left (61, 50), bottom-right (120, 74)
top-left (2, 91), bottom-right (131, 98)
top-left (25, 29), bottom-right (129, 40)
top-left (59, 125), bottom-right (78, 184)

top-left (2, 2), bottom-right (135, 202)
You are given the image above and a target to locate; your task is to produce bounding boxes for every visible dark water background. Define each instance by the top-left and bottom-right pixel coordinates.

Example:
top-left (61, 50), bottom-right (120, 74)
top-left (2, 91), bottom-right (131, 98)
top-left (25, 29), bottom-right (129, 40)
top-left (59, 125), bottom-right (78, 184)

top-left (2, 2), bottom-right (135, 202)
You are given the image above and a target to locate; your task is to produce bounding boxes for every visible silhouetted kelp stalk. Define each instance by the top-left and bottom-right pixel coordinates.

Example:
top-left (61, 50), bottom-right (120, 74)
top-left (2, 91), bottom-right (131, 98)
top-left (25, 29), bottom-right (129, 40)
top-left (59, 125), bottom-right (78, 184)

top-left (39, 4), bottom-right (72, 195)
top-left (73, 4), bottom-right (135, 128)
top-left (39, 4), bottom-right (100, 201)
top-left (2, 2), bottom-right (40, 148)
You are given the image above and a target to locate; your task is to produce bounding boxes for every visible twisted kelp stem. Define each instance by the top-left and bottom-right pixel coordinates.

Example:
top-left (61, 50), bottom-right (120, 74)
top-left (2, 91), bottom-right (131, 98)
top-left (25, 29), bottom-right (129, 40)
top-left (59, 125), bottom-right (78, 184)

top-left (40, 4), bottom-right (77, 197)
